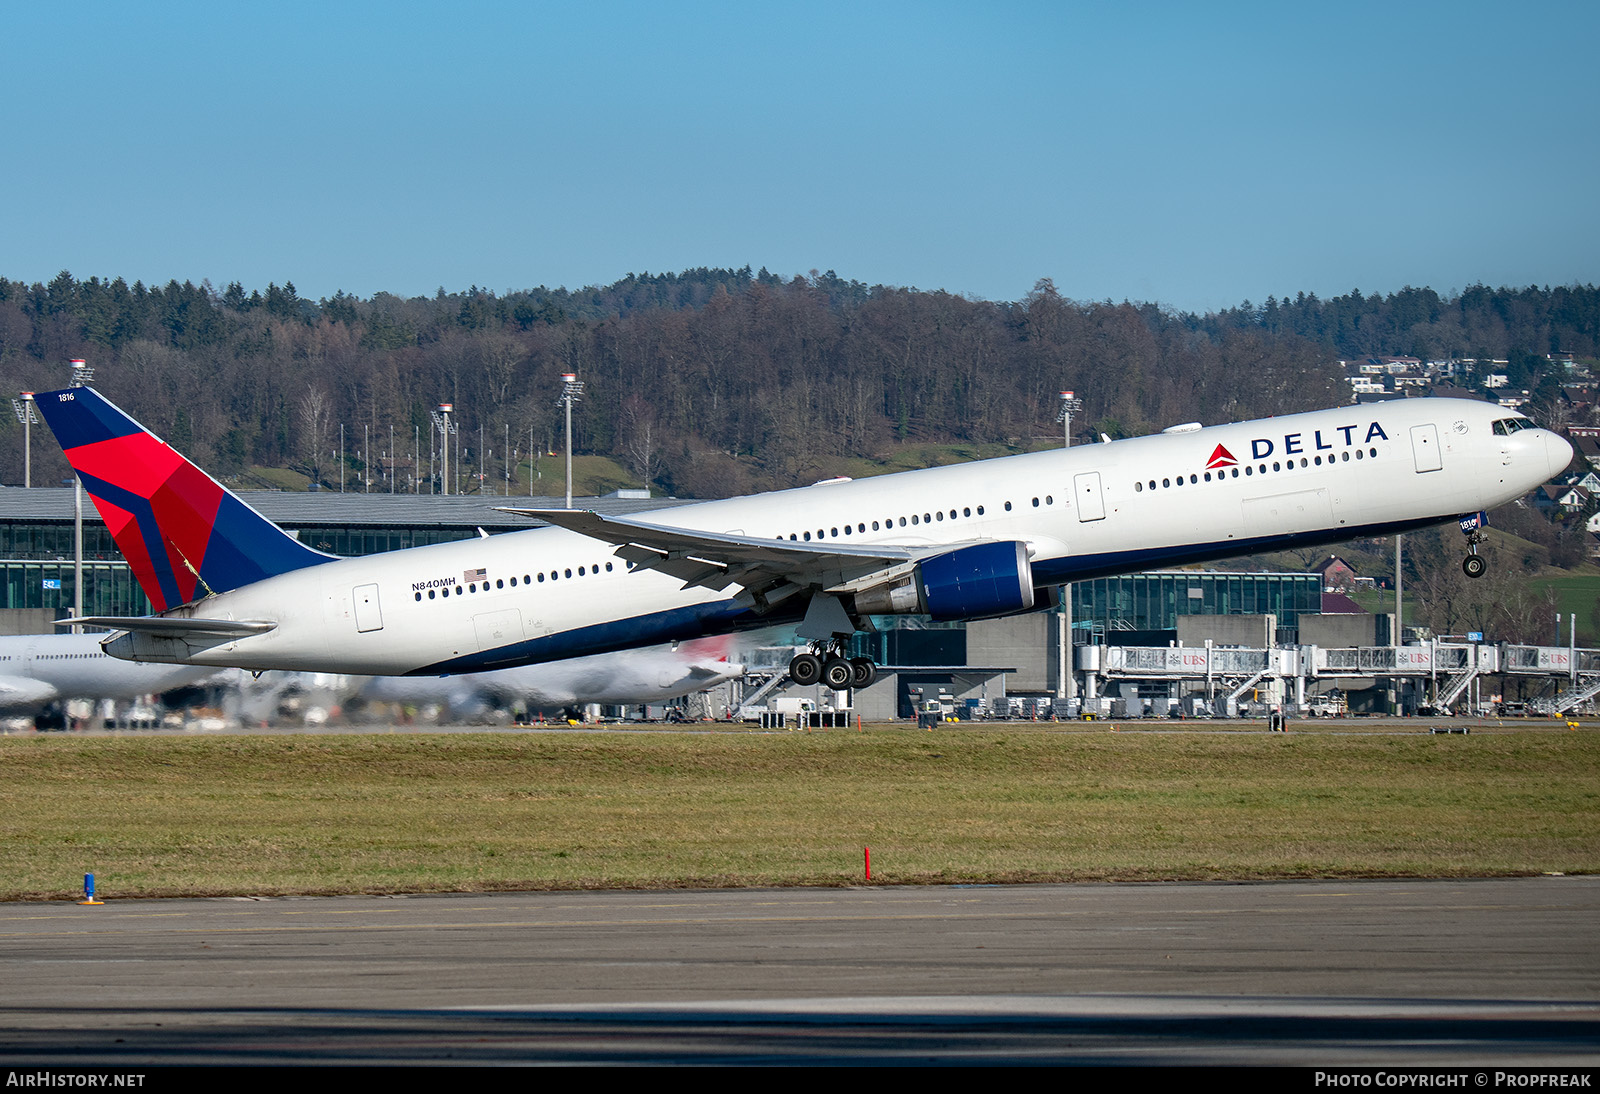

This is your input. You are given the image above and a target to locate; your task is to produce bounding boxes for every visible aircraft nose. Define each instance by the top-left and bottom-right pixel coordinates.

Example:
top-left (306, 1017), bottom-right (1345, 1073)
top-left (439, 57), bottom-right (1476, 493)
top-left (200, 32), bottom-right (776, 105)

top-left (1546, 431), bottom-right (1575, 478)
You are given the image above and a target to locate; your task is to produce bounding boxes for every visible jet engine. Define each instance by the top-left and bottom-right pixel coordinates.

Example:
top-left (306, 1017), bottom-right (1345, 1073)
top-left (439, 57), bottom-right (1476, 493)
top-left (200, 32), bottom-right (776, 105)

top-left (851, 540), bottom-right (1036, 622)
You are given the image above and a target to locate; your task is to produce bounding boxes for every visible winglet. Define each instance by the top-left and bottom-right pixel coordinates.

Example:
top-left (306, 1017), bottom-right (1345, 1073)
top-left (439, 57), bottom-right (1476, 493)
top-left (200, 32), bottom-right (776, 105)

top-left (35, 387), bottom-right (335, 611)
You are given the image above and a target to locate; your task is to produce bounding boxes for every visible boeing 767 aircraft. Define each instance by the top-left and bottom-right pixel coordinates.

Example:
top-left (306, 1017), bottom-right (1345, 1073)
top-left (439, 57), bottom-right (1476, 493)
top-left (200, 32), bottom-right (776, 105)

top-left (35, 386), bottom-right (1570, 687)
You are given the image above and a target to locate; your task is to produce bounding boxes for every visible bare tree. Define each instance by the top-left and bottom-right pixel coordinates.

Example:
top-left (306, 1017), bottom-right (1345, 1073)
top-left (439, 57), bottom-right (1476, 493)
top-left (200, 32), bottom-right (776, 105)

top-left (620, 394), bottom-right (664, 487)
top-left (299, 386), bottom-right (332, 487)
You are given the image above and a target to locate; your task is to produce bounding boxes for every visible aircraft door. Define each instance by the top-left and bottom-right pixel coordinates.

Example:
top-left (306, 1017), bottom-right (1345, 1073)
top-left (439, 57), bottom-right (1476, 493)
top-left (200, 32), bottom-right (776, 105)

top-left (353, 584), bottom-right (384, 633)
top-left (1074, 472), bottom-right (1106, 522)
top-left (1410, 424), bottom-right (1442, 473)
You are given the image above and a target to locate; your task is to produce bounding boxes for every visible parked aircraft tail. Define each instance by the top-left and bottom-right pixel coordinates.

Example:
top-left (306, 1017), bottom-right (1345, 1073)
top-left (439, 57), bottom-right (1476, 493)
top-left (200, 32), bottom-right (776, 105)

top-left (34, 387), bottom-right (334, 611)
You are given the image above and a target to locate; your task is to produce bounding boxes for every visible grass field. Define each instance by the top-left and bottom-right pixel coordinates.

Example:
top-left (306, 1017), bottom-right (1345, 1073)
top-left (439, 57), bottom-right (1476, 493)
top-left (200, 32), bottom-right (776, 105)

top-left (1533, 574), bottom-right (1600, 644)
top-left (1, 725), bottom-right (1595, 901)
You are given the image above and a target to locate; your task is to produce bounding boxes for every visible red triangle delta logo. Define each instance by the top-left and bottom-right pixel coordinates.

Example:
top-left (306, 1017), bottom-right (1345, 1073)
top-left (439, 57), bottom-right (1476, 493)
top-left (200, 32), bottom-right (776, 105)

top-left (1205, 444), bottom-right (1237, 470)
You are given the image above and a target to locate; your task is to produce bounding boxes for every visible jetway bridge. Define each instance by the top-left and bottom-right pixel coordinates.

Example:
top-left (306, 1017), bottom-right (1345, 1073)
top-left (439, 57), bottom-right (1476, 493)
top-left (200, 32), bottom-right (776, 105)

top-left (1081, 641), bottom-right (1599, 717)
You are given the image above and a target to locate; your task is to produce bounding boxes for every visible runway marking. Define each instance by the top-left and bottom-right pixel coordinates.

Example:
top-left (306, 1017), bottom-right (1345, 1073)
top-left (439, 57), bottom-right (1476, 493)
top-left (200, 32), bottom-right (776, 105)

top-left (0, 903), bottom-right (1583, 940)
top-left (3, 897), bottom-right (1578, 929)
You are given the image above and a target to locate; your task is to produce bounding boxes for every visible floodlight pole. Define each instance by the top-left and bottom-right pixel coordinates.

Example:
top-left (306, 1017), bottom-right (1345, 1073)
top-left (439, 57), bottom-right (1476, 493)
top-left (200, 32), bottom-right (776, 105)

top-left (430, 405), bottom-right (456, 495)
top-left (558, 373), bottom-right (585, 509)
top-left (1055, 390), bottom-right (1084, 706)
top-left (1057, 389), bottom-right (1081, 450)
top-left (68, 359), bottom-right (94, 632)
top-left (11, 391), bottom-right (37, 488)
top-left (1395, 534), bottom-right (1403, 648)
top-left (1394, 533), bottom-right (1404, 714)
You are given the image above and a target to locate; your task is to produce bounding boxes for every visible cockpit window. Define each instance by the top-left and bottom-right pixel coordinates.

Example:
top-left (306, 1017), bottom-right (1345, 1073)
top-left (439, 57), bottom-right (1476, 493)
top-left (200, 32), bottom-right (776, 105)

top-left (1492, 418), bottom-right (1534, 436)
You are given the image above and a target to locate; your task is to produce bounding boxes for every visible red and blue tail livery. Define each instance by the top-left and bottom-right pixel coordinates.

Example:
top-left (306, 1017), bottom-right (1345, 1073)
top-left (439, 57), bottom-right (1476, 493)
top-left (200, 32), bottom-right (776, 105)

top-left (35, 387), bottom-right (334, 612)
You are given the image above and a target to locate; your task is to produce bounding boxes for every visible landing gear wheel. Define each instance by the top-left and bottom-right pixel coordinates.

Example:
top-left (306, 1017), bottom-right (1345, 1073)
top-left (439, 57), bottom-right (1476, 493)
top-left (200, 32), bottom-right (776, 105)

top-left (849, 657), bottom-right (878, 689)
top-left (822, 657), bottom-right (854, 691)
top-left (1462, 554), bottom-right (1487, 579)
top-left (789, 653), bottom-right (823, 686)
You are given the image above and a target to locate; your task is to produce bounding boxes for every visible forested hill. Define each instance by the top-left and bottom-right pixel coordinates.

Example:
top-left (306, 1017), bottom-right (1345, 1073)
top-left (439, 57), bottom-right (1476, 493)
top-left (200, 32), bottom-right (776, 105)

top-left (0, 269), bottom-right (1595, 497)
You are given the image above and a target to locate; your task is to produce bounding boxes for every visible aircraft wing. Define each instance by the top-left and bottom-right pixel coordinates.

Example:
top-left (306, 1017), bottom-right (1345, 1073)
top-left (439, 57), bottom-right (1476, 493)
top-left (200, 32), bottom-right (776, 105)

top-left (64, 617), bottom-right (277, 638)
top-left (496, 507), bottom-right (921, 594)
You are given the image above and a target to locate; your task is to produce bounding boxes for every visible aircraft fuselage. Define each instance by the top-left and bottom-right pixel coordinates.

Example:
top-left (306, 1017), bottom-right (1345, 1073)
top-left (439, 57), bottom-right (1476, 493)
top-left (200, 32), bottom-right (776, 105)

top-left (101, 398), bottom-right (1569, 675)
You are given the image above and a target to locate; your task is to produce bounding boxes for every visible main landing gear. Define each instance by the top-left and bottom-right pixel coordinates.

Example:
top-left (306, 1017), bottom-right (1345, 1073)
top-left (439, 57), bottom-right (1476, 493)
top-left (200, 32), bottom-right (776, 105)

top-left (789, 642), bottom-right (878, 691)
top-left (1462, 527), bottom-right (1488, 579)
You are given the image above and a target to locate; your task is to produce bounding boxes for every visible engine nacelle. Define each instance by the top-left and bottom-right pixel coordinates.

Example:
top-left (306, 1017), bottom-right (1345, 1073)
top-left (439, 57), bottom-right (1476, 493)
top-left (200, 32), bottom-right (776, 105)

top-left (851, 541), bottom-right (1036, 622)
top-left (920, 540), bottom-right (1036, 620)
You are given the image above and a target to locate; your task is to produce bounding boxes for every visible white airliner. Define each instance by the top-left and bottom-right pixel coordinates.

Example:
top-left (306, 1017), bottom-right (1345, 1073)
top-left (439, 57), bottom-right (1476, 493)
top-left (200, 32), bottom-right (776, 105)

top-left (0, 632), bottom-right (218, 713)
top-left (358, 638), bottom-right (745, 716)
top-left (36, 387), bottom-right (1570, 687)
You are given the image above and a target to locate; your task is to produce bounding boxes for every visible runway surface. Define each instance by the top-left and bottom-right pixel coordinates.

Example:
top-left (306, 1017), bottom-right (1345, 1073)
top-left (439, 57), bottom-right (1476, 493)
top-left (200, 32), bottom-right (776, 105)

top-left (2, 877), bottom-right (1597, 1064)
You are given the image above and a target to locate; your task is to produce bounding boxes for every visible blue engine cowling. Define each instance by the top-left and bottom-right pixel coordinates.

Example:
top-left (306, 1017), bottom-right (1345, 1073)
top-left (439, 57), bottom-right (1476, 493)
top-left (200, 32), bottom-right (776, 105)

top-left (918, 541), bottom-right (1036, 622)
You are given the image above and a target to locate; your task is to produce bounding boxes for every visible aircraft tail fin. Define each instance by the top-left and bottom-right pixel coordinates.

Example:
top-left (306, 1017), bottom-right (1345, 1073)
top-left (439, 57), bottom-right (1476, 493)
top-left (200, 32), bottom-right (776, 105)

top-left (678, 634), bottom-right (735, 661)
top-left (35, 387), bottom-right (335, 611)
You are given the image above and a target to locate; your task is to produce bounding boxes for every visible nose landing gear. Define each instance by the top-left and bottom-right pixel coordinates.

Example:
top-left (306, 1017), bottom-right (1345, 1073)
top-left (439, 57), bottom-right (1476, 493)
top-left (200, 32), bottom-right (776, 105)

top-left (1459, 511), bottom-right (1489, 579)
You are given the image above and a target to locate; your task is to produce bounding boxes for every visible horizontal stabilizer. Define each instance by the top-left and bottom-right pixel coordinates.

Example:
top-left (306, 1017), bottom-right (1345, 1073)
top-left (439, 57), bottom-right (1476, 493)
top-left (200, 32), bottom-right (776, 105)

top-left (65, 616), bottom-right (277, 637)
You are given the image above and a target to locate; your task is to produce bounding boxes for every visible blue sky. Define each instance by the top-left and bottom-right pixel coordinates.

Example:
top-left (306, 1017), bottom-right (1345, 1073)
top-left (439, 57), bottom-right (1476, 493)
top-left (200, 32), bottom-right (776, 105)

top-left (3, 1), bottom-right (1596, 314)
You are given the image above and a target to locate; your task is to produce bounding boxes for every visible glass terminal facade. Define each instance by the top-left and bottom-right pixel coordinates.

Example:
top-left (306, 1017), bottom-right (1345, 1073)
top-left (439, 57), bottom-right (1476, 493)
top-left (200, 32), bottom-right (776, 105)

top-left (0, 521), bottom-right (483, 618)
top-left (1072, 571), bottom-right (1322, 642)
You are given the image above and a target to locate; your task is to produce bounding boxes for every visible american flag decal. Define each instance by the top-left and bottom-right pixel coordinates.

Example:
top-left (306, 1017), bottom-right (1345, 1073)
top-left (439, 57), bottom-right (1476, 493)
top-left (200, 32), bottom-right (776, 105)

top-left (464, 567), bottom-right (487, 582)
